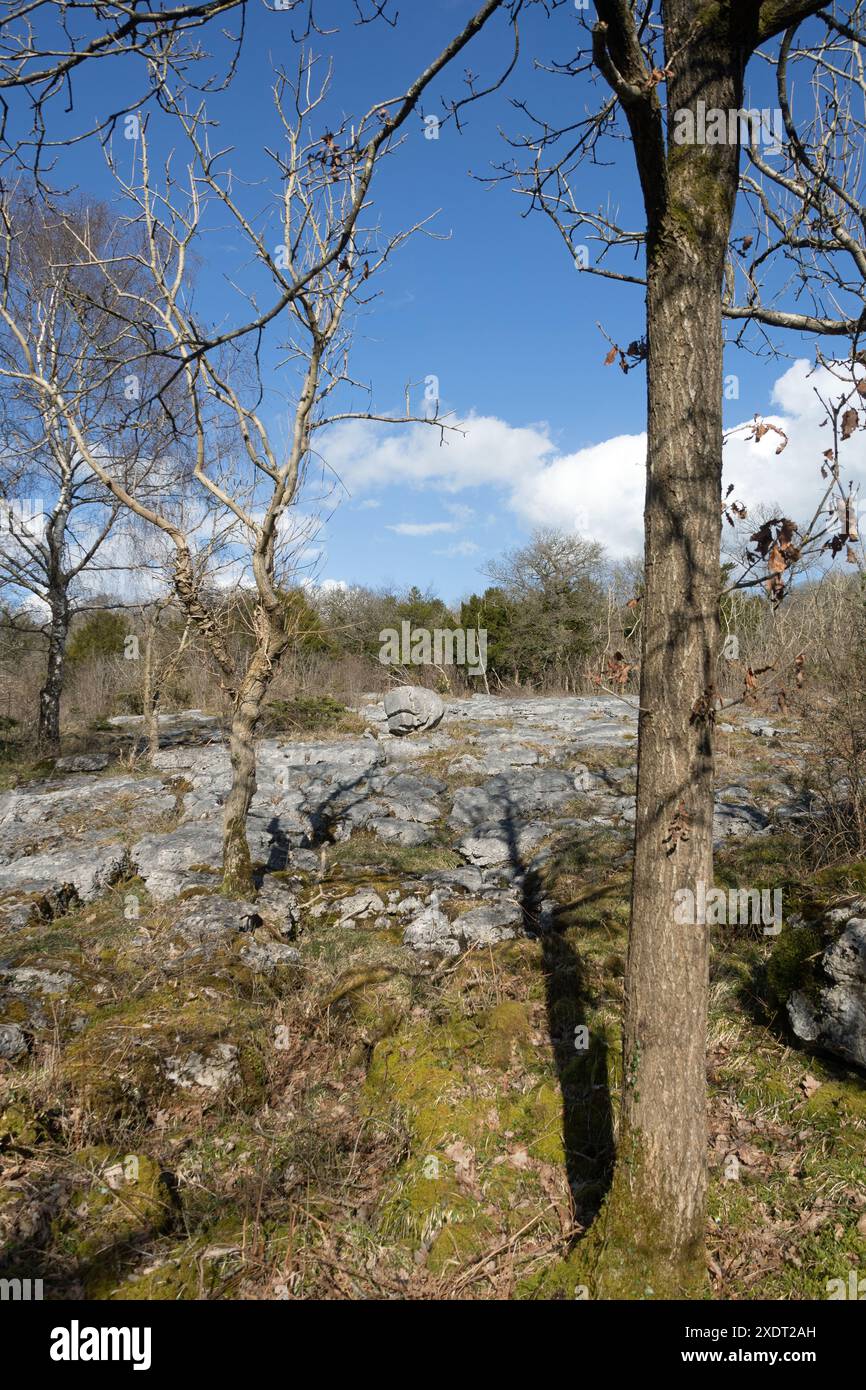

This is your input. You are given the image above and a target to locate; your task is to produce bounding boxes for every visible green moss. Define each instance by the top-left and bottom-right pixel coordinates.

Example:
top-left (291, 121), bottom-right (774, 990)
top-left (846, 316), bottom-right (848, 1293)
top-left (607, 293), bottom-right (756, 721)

top-left (60, 991), bottom-right (174, 1122)
top-left (765, 923), bottom-right (823, 1012)
top-left (525, 1082), bottom-right (566, 1165)
top-left (343, 972), bottom-right (413, 1044)
top-left (365, 986), bottom-right (575, 1270)
top-left (426, 1214), bottom-right (495, 1276)
top-left (107, 1257), bottom-right (199, 1300)
top-left (716, 831), bottom-right (799, 883)
top-left (378, 1161), bottom-right (474, 1244)
top-left (57, 982), bottom-right (268, 1131)
top-left (235, 1036), bottom-right (269, 1104)
top-left (0, 997), bottom-right (30, 1024)
top-left (365, 999), bottom-right (558, 1156)
top-left (804, 1080), bottom-right (866, 1124)
top-left (519, 1245), bottom-right (590, 1300)
top-left (695, 1), bottom-right (723, 31)
top-left (815, 860), bottom-right (866, 894)
top-left (53, 1147), bottom-right (175, 1296)
top-left (477, 1000), bottom-right (533, 1067)
top-left (106, 1216), bottom-right (254, 1300)
top-left (666, 199), bottom-right (701, 250)
top-left (366, 1029), bottom-right (478, 1146)
top-left (0, 1102), bottom-right (48, 1150)
top-left (376, 1150), bottom-right (506, 1277)
top-left (530, 1143), bottom-right (707, 1300)
top-left (326, 833), bottom-right (461, 877)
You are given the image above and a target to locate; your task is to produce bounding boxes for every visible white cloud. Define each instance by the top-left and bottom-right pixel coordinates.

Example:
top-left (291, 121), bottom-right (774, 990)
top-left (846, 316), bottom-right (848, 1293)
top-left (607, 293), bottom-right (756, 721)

top-left (444, 502), bottom-right (475, 523)
top-left (319, 361), bottom-right (865, 560)
top-left (387, 520), bottom-right (459, 536)
top-left (323, 414), bottom-right (557, 494)
top-left (434, 540), bottom-right (481, 558)
top-left (722, 359), bottom-right (866, 534)
top-left (321, 413), bottom-right (646, 556)
top-left (508, 434), bottom-right (647, 555)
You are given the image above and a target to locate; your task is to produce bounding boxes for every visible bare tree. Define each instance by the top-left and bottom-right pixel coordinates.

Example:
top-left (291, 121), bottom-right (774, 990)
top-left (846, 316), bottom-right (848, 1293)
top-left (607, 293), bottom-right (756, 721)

top-left (0, 197), bottom-right (173, 750)
top-left (0, 7), bottom-right (507, 891)
top-left (138, 597), bottom-right (194, 761)
top-left (724, 5), bottom-right (866, 342)
top-left (123, 515), bottom-right (238, 761)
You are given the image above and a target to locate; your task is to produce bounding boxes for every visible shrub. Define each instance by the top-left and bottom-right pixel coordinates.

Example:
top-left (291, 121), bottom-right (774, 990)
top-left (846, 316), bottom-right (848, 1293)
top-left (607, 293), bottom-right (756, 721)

top-left (67, 611), bottom-right (128, 665)
top-left (263, 694), bottom-right (350, 733)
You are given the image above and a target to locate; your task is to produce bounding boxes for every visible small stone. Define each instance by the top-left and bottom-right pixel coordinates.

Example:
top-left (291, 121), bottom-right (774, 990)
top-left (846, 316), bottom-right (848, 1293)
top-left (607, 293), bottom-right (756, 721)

top-left (0, 1023), bottom-right (28, 1060)
top-left (2, 965), bottom-right (74, 996)
top-left (175, 898), bottom-right (261, 950)
top-left (239, 938), bottom-right (301, 973)
top-left (368, 819), bottom-right (433, 847)
top-left (571, 765), bottom-right (596, 792)
top-left (54, 753), bottom-right (110, 773)
top-left (457, 820), bottom-right (549, 868)
top-left (164, 1043), bottom-right (239, 1091)
top-left (403, 902), bottom-right (459, 957)
top-left (456, 900), bottom-right (522, 946)
top-left (336, 890), bottom-right (385, 921)
top-left (395, 896), bottom-right (424, 916)
top-left (747, 721), bottom-right (780, 738)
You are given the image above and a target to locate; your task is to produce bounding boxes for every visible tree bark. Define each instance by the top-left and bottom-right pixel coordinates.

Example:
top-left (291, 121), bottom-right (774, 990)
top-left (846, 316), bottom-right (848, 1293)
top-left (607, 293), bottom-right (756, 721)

top-left (221, 619), bottom-right (289, 896)
top-left (599, 252), bottom-right (726, 1295)
top-left (589, 1), bottom-right (747, 1296)
top-left (141, 613), bottom-right (161, 762)
top-left (37, 589), bottom-right (70, 752)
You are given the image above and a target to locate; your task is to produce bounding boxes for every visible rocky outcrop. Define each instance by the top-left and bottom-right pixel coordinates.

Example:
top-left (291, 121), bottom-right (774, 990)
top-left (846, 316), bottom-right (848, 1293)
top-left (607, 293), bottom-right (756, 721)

top-left (0, 696), bottom-right (805, 970)
top-left (788, 914), bottom-right (866, 1070)
top-left (402, 895), bottom-right (522, 956)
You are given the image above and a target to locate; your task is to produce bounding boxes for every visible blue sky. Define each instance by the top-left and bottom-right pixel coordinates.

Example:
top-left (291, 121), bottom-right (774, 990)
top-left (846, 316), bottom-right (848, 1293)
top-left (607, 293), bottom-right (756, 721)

top-left (22, 1), bottom-right (864, 604)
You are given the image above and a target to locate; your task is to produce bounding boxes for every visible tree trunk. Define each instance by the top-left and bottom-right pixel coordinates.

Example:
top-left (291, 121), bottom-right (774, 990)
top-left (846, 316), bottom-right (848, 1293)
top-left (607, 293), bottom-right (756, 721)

top-left (223, 697), bottom-right (258, 897)
top-left (141, 616), bottom-right (161, 761)
top-left (594, 253), bottom-right (725, 1297)
top-left (38, 590), bottom-right (70, 753)
top-left (589, 9), bottom-right (746, 1297)
top-left (221, 628), bottom-right (287, 896)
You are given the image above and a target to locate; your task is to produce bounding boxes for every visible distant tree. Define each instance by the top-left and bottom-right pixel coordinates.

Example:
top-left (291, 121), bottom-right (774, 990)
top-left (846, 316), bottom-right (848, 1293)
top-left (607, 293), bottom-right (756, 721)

top-left (485, 528), bottom-right (607, 687)
top-left (394, 586), bottom-right (453, 632)
top-left (279, 590), bottom-right (332, 656)
top-left (460, 587), bottom-right (513, 684)
top-left (66, 611), bottom-right (129, 667)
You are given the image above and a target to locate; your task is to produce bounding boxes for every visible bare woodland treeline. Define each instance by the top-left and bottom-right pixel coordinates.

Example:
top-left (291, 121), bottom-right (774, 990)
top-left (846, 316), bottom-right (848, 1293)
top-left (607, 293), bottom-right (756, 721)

top-left (1, 529), bottom-right (862, 738)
